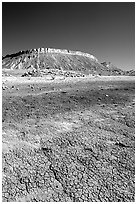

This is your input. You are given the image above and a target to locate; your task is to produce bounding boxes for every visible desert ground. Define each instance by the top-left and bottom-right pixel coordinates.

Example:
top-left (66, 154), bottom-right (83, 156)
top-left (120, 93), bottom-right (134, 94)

top-left (2, 75), bottom-right (135, 202)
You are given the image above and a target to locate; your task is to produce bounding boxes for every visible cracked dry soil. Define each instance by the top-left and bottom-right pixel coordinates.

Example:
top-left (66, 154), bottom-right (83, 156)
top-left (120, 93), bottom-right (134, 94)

top-left (2, 77), bottom-right (135, 202)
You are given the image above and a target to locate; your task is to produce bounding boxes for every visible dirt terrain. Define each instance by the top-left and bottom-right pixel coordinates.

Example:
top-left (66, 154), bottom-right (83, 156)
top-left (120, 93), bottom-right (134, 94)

top-left (2, 76), bottom-right (135, 202)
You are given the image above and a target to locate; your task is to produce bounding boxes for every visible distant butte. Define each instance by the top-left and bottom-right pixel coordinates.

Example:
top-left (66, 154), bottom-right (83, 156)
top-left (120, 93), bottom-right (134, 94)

top-left (2, 47), bottom-right (135, 77)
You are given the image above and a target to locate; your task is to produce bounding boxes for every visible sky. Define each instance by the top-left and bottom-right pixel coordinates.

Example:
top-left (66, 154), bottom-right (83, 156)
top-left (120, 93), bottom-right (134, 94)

top-left (2, 2), bottom-right (135, 70)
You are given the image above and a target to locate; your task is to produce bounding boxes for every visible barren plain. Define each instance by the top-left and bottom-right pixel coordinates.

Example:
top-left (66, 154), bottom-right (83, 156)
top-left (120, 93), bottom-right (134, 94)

top-left (2, 75), bottom-right (135, 202)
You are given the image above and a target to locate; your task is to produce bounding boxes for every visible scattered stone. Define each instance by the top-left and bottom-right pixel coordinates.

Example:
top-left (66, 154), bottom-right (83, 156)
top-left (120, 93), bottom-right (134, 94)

top-left (61, 91), bottom-right (67, 94)
top-left (31, 85), bottom-right (34, 88)
top-left (98, 97), bottom-right (101, 101)
top-left (2, 86), bottom-right (7, 90)
top-left (115, 142), bottom-right (130, 148)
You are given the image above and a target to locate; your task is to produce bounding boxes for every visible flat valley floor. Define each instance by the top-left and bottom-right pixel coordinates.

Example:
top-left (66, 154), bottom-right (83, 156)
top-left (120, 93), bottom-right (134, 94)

top-left (2, 76), bottom-right (135, 202)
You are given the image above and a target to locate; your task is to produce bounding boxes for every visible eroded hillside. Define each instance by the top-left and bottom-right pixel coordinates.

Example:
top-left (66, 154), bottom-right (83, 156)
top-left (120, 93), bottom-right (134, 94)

top-left (2, 48), bottom-right (129, 77)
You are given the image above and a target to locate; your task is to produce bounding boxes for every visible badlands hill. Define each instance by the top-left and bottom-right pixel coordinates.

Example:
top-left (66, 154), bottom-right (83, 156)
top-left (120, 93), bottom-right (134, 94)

top-left (2, 48), bottom-right (134, 77)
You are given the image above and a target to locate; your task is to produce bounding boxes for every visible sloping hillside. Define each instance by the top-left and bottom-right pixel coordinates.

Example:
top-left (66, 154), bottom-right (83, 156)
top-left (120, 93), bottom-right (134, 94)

top-left (2, 48), bottom-right (127, 77)
top-left (101, 62), bottom-right (135, 76)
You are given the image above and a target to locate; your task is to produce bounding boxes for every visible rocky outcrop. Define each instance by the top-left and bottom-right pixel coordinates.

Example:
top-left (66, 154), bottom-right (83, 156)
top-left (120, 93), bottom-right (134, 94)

top-left (2, 48), bottom-right (98, 61)
top-left (125, 70), bottom-right (135, 76)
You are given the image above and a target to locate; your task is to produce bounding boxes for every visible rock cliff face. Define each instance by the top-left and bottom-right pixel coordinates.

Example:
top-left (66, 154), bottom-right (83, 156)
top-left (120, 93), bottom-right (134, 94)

top-left (2, 48), bottom-right (133, 77)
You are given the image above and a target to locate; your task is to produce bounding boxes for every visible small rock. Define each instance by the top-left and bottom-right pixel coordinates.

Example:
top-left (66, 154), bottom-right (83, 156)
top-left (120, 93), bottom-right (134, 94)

top-left (2, 86), bottom-right (6, 90)
top-left (115, 142), bottom-right (129, 148)
top-left (61, 91), bottom-right (67, 94)
top-left (31, 85), bottom-right (34, 89)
